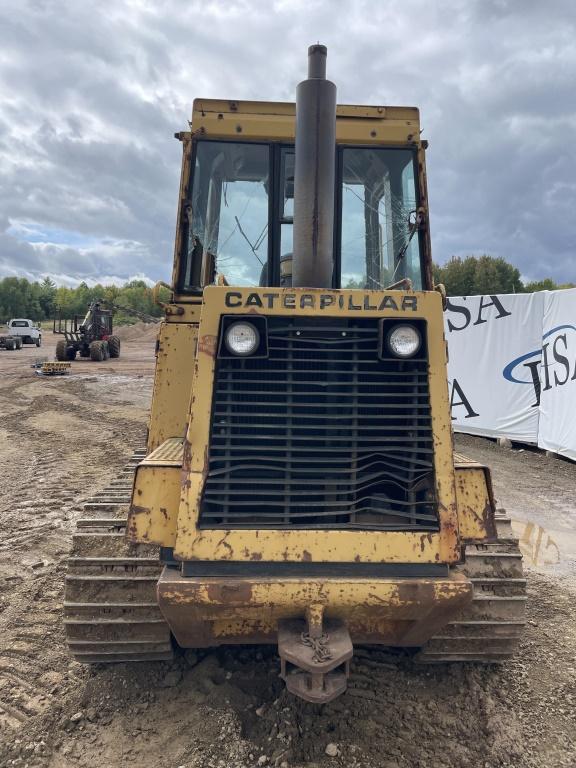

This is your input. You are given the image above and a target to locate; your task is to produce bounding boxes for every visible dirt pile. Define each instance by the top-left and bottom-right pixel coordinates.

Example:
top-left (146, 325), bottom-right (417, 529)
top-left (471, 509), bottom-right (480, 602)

top-left (114, 321), bottom-right (159, 342)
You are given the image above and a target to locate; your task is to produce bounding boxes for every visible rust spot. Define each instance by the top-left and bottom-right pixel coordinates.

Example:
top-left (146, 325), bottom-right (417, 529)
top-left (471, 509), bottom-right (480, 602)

top-left (481, 501), bottom-right (497, 538)
top-left (182, 439), bottom-right (193, 467)
top-left (160, 507), bottom-right (168, 521)
top-left (443, 518), bottom-right (456, 535)
top-left (249, 551), bottom-right (263, 561)
top-left (216, 532), bottom-right (233, 556)
top-left (415, 531), bottom-right (432, 553)
top-left (198, 334), bottom-right (218, 357)
top-left (207, 581), bottom-right (252, 604)
top-left (302, 550), bottom-right (312, 562)
top-left (126, 519), bottom-right (137, 540)
top-left (130, 504), bottom-right (151, 516)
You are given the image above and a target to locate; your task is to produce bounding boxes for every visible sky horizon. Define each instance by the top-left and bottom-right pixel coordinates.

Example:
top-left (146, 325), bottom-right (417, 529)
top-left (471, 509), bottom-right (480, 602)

top-left (1, 0), bottom-right (574, 288)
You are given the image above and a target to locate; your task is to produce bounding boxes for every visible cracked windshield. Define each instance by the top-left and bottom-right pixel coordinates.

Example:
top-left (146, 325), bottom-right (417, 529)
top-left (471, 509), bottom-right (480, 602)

top-left (187, 141), bottom-right (269, 287)
top-left (340, 147), bottom-right (422, 290)
top-left (185, 142), bottom-right (421, 290)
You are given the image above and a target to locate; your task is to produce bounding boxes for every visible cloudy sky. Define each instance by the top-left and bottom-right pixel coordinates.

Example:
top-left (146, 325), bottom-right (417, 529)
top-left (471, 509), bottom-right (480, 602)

top-left (0, 0), bottom-right (574, 287)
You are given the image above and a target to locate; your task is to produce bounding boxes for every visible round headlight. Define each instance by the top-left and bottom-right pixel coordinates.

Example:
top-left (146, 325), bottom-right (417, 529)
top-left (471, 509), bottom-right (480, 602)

top-left (387, 324), bottom-right (421, 358)
top-left (224, 322), bottom-right (260, 356)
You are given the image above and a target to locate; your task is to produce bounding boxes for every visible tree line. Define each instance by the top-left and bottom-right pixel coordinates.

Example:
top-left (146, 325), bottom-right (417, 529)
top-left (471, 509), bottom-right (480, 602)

top-left (0, 256), bottom-right (573, 323)
top-left (0, 277), bottom-right (165, 325)
top-left (433, 255), bottom-right (574, 297)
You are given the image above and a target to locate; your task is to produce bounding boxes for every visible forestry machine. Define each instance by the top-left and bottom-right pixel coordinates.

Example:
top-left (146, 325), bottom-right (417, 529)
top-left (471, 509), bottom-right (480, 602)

top-left (54, 299), bottom-right (158, 362)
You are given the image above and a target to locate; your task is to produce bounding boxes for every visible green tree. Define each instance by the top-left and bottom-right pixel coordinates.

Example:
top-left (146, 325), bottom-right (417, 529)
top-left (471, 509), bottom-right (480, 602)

top-left (523, 278), bottom-right (557, 292)
top-left (39, 276), bottom-right (57, 318)
top-left (492, 258), bottom-right (522, 293)
top-left (435, 255), bottom-right (522, 296)
top-left (434, 257), bottom-right (475, 295)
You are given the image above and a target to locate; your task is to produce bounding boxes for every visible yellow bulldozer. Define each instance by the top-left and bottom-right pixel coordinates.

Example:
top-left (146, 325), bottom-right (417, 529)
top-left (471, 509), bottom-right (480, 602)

top-left (65, 46), bottom-right (526, 704)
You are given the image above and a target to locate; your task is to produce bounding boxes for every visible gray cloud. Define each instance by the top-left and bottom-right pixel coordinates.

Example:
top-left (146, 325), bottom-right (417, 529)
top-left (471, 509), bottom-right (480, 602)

top-left (0, 0), bottom-right (574, 286)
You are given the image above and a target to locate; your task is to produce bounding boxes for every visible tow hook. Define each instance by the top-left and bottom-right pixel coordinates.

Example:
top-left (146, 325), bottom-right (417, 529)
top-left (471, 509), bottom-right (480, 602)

top-left (278, 605), bottom-right (353, 704)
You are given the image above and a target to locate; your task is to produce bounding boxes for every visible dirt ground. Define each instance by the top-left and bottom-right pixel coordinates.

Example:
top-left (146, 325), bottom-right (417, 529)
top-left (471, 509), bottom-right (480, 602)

top-left (0, 332), bottom-right (574, 768)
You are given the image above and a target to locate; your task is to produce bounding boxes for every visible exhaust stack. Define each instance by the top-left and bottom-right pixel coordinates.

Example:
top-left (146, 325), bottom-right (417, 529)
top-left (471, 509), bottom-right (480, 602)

top-left (291, 45), bottom-right (337, 289)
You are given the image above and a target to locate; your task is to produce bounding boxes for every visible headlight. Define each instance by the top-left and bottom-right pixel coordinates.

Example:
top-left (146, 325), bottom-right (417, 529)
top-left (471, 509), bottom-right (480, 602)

top-left (386, 324), bottom-right (421, 358)
top-left (224, 322), bottom-right (260, 356)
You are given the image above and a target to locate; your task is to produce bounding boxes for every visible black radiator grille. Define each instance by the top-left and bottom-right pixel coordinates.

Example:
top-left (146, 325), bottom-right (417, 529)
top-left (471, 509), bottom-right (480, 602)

top-left (200, 317), bottom-right (437, 530)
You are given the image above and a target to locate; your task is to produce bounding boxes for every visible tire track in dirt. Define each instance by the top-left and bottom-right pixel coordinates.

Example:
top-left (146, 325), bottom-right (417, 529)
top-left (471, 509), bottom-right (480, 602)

top-left (0, 374), bottom-right (147, 734)
top-left (0, 381), bottom-right (143, 554)
top-left (0, 568), bottom-right (66, 731)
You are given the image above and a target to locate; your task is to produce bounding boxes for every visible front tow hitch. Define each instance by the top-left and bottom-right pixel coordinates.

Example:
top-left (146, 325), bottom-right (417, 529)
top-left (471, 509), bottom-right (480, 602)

top-left (278, 605), bottom-right (353, 704)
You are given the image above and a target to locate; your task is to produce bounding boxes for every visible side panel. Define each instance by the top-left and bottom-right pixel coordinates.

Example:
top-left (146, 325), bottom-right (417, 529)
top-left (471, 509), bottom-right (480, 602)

top-left (454, 466), bottom-right (498, 541)
top-left (128, 464), bottom-right (180, 546)
top-left (128, 437), bottom-right (184, 547)
top-left (147, 321), bottom-right (197, 452)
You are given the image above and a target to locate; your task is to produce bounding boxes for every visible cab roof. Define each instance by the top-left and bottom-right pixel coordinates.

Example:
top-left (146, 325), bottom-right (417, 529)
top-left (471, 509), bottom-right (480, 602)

top-left (188, 98), bottom-right (421, 146)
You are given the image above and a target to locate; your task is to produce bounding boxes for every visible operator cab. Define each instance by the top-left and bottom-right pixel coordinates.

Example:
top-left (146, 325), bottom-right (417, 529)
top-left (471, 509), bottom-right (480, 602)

top-left (177, 138), bottom-right (427, 293)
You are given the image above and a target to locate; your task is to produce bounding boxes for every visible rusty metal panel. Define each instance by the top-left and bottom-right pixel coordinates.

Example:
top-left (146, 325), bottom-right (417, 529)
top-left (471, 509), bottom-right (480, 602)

top-left (174, 287), bottom-right (460, 564)
top-left (454, 465), bottom-right (498, 541)
top-left (127, 462), bottom-right (181, 547)
top-left (147, 322), bottom-right (198, 452)
top-left (157, 567), bottom-right (472, 648)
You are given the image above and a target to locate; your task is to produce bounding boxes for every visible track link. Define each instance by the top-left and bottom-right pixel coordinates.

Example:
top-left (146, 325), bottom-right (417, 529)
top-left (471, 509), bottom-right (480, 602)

top-left (416, 514), bottom-right (526, 662)
top-left (64, 449), bottom-right (173, 663)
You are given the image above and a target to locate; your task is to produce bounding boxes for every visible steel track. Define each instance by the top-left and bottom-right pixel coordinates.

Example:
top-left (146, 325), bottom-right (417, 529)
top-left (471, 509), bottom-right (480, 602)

top-left (64, 450), bottom-right (173, 663)
top-left (416, 515), bottom-right (526, 662)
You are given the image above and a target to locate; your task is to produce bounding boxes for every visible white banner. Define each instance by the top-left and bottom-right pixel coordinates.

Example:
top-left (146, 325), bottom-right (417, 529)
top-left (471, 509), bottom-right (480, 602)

top-left (537, 288), bottom-right (576, 461)
top-left (444, 289), bottom-right (576, 460)
top-left (444, 293), bottom-right (544, 443)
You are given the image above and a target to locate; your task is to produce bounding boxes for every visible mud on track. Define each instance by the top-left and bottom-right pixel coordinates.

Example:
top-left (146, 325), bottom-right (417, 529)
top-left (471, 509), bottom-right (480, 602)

top-left (0, 336), bottom-right (575, 768)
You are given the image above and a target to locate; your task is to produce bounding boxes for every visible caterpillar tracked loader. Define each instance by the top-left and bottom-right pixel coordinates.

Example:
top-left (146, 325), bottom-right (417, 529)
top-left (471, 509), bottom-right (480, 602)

top-left (65, 46), bottom-right (526, 704)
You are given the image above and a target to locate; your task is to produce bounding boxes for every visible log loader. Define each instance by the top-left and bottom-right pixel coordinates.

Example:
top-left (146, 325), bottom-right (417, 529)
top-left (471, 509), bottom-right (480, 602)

top-left (64, 46), bottom-right (526, 704)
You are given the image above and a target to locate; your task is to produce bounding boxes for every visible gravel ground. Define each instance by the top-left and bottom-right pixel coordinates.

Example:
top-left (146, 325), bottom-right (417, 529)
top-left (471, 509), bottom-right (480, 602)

top-left (0, 334), bottom-right (574, 768)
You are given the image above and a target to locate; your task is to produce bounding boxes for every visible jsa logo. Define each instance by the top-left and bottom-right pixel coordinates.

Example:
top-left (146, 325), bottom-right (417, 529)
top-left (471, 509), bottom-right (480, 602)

top-left (503, 325), bottom-right (576, 407)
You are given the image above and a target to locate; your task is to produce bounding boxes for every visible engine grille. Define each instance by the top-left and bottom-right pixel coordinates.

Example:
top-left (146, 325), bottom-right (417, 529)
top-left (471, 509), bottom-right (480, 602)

top-left (200, 317), bottom-right (437, 530)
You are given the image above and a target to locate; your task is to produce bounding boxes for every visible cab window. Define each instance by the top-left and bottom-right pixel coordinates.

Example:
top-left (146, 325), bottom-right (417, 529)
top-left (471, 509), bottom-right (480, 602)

top-left (178, 140), bottom-right (425, 292)
top-left (339, 147), bottom-right (422, 290)
top-left (180, 141), bottom-right (270, 290)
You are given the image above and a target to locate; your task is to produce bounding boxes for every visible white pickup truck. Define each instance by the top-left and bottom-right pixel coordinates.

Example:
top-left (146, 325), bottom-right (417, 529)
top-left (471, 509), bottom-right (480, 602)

top-left (4, 319), bottom-right (42, 347)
